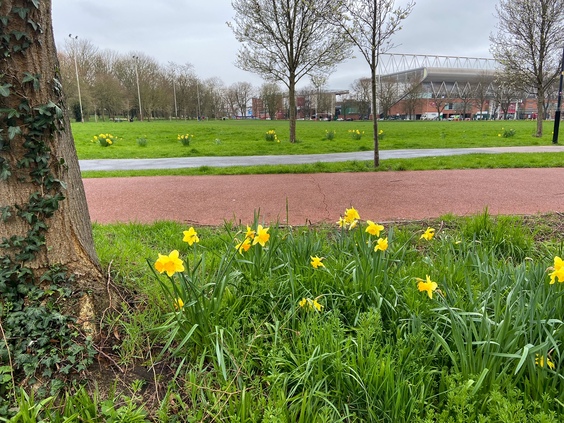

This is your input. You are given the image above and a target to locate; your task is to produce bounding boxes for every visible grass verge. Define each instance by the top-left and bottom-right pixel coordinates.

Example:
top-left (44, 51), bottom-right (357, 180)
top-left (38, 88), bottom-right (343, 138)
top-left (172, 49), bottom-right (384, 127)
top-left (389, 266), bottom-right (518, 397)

top-left (3, 211), bottom-right (564, 421)
top-left (74, 120), bottom-right (558, 160)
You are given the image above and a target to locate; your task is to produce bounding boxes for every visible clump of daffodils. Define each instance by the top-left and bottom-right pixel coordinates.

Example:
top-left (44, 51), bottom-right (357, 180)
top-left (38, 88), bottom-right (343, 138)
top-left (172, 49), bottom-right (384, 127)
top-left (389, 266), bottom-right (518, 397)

top-left (178, 134), bottom-right (193, 146)
top-left (235, 224), bottom-right (270, 254)
top-left (265, 130), bottom-right (278, 142)
top-left (337, 207), bottom-right (361, 230)
top-left (299, 296), bottom-right (324, 312)
top-left (348, 129), bottom-right (364, 140)
top-left (325, 129), bottom-right (336, 140)
top-left (92, 133), bottom-right (118, 147)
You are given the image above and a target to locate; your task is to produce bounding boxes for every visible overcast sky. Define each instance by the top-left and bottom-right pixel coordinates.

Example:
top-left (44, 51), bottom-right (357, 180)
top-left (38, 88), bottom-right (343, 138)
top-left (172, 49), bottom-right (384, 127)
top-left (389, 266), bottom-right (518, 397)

top-left (51, 0), bottom-right (499, 90)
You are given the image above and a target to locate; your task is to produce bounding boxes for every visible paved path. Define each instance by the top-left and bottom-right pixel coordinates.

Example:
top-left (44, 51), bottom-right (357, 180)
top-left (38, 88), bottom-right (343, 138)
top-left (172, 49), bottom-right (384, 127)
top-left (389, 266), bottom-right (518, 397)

top-left (84, 167), bottom-right (564, 226)
top-left (79, 146), bottom-right (564, 171)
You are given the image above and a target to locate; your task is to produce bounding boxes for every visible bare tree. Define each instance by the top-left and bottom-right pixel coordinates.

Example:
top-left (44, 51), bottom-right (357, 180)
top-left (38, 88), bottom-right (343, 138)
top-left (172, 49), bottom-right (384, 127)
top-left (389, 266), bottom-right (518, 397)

top-left (456, 83), bottom-right (475, 119)
top-left (430, 94), bottom-right (449, 120)
top-left (490, 0), bottom-right (564, 136)
top-left (311, 75), bottom-right (333, 118)
top-left (229, 0), bottom-right (351, 142)
top-left (232, 81), bottom-right (254, 118)
top-left (337, 0), bottom-right (415, 166)
top-left (260, 82), bottom-right (283, 120)
top-left (473, 72), bottom-right (494, 119)
top-left (401, 76), bottom-right (423, 120)
top-left (351, 78), bottom-right (372, 118)
top-left (491, 71), bottom-right (523, 119)
top-left (378, 79), bottom-right (399, 118)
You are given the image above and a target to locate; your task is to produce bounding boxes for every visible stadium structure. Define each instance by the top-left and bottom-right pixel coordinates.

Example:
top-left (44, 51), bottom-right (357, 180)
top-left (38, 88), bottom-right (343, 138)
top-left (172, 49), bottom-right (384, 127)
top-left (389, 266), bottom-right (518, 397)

top-left (252, 53), bottom-right (555, 121)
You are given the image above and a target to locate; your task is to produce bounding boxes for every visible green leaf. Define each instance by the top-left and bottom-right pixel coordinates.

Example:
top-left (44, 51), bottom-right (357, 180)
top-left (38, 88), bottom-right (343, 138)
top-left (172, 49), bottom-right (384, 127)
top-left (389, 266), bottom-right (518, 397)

top-left (0, 83), bottom-right (12, 97)
top-left (22, 72), bottom-right (40, 91)
top-left (7, 126), bottom-right (21, 140)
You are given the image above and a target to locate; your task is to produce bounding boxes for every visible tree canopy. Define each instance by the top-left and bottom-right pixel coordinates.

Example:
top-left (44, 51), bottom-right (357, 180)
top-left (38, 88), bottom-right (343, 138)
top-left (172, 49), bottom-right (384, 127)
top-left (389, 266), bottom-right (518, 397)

top-left (229, 0), bottom-right (351, 142)
top-left (490, 0), bottom-right (564, 136)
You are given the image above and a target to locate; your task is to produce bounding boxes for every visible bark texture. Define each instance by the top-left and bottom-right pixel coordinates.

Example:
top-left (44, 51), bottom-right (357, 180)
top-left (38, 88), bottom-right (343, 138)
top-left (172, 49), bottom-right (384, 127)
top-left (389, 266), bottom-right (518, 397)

top-left (0, 0), bottom-right (107, 329)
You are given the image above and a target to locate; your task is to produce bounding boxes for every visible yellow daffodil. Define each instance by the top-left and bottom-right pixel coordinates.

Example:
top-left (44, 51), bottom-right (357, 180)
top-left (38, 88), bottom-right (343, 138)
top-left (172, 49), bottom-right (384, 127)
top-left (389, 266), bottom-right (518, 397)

top-left (310, 256), bottom-right (325, 269)
top-left (235, 237), bottom-right (252, 254)
top-left (252, 225), bottom-right (270, 247)
top-left (174, 298), bottom-right (184, 310)
top-left (366, 220), bottom-right (385, 237)
top-left (299, 296), bottom-right (324, 312)
top-left (155, 250), bottom-right (184, 277)
top-left (344, 207), bottom-right (360, 224)
top-left (535, 354), bottom-right (556, 370)
top-left (348, 219), bottom-right (358, 230)
top-left (421, 227), bottom-right (436, 241)
top-left (417, 275), bottom-right (438, 299)
top-left (245, 225), bottom-right (256, 239)
top-left (337, 217), bottom-right (346, 228)
top-left (374, 237), bottom-right (388, 252)
top-left (182, 227), bottom-right (200, 246)
top-left (549, 256), bottom-right (564, 284)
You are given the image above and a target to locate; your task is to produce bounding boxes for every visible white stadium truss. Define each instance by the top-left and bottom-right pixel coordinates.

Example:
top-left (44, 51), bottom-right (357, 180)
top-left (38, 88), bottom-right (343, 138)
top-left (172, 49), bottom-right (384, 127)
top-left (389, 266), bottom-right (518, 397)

top-left (378, 53), bottom-right (499, 75)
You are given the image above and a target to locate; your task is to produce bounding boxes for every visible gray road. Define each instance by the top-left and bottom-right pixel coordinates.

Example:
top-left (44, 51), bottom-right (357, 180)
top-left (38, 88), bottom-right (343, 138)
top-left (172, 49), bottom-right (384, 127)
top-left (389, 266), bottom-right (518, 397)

top-left (79, 145), bottom-right (564, 171)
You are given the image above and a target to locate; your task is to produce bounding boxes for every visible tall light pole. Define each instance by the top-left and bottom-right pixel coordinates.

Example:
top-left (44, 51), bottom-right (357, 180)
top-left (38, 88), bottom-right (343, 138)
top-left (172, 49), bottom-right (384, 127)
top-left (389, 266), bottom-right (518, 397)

top-left (552, 46), bottom-right (564, 144)
top-left (132, 55), bottom-right (143, 121)
top-left (69, 34), bottom-right (84, 123)
top-left (172, 71), bottom-right (178, 119)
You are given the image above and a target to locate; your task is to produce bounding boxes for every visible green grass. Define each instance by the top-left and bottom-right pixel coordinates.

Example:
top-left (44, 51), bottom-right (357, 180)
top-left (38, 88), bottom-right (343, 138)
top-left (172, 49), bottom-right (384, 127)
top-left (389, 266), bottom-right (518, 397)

top-left (73, 119), bottom-right (557, 160)
top-left (5, 212), bottom-right (564, 421)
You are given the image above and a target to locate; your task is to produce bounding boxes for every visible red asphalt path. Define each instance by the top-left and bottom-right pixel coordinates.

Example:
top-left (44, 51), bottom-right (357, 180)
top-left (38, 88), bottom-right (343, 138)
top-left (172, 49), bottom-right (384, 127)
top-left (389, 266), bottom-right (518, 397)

top-left (83, 168), bottom-right (563, 226)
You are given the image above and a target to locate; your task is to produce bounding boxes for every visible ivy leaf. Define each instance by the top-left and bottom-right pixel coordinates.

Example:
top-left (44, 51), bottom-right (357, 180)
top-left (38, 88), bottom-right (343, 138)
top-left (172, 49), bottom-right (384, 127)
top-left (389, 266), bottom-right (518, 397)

top-left (22, 72), bottom-right (40, 91)
top-left (12, 7), bottom-right (29, 20)
top-left (0, 83), bottom-right (12, 97)
top-left (7, 126), bottom-right (21, 140)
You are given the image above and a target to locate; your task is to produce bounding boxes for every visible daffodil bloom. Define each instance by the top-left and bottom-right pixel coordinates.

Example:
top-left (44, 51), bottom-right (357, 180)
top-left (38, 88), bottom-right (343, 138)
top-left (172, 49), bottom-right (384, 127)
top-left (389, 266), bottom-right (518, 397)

top-left (299, 296), bottom-right (324, 312)
top-left (535, 354), bottom-right (556, 370)
top-left (235, 237), bottom-right (252, 254)
top-left (252, 225), bottom-right (270, 247)
top-left (337, 217), bottom-right (346, 228)
top-left (374, 237), bottom-right (388, 252)
top-left (417, 275), bottom-right (438, 299)
top-left (366, 220), bottom-right (384, 236)
top-left (420, 227), bottom-right (436, 241)
top-left (155, 250), bottom-right (184, 277)
top-left (174, 298), bottom-right (184, 310)
top-left (344, 207), bottom-right (360, 224)
top-left (549, 256), bottom-right (564, 284)
top-left (348, 219), bottom-right (358, 230)
top-left (310, 256), bottom-right (325, 269)
top-left (183, 227), bottom-right (200, 246)
top-left (550, 267), bottom-right (564, 284)
top-left (245, 225), bottom-right (256, 239)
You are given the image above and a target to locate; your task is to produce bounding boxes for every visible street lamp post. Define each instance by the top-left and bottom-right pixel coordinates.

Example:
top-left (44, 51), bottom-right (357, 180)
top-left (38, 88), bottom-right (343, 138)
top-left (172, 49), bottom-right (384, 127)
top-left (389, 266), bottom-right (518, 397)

top-left (69, 34), bottom-right (84, 123)
top-left (132, 55), bottom-right (143, 121)
top-left (552, 46), bottom-right (564, 144)
top-left (172, 73), bottom-right (178, 119)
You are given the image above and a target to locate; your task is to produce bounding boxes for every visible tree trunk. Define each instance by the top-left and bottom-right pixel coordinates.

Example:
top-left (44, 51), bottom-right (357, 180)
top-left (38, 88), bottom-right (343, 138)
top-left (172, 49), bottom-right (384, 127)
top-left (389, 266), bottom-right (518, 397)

top-left (371, 65), bottom-right (380, 167)
top-left (0, 1), bottom-right (107, 333)
top-left (536, 94), bottom-right (544, 137)
top-left (288, 76), bottom-right (297, 143)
